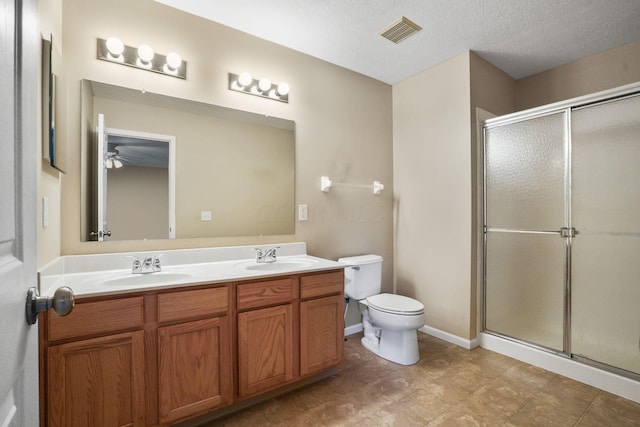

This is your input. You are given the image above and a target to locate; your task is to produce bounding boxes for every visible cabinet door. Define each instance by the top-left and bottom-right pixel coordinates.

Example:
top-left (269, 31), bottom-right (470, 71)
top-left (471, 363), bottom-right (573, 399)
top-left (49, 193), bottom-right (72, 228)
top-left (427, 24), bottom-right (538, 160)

top-left (47, 331), bottom-right (145, 427)
top-left (300, 294), bottom-right (344, 376)
top-left (158, 317), bottom-right (232, 424)
top-left (238, 304), bottom-right (294, 397)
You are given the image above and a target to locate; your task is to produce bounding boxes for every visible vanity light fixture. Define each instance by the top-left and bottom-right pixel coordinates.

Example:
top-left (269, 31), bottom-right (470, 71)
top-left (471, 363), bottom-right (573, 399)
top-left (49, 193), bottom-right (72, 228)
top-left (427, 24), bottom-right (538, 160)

top-left (228, 72), bottom-right (289, 103)
top-left (97, 37), bottom-right (187, 79)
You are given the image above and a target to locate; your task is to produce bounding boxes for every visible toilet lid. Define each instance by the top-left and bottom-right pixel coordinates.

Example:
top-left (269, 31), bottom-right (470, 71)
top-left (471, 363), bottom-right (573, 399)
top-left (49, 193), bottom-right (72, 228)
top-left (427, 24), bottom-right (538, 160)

top-left (366, 293), bottom-right (424, 315)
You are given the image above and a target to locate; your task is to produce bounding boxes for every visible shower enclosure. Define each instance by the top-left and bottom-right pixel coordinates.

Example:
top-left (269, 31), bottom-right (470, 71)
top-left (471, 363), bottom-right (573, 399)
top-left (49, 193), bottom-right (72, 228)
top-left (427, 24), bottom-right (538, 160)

top-left (482, 83), bottom-right (640, 379)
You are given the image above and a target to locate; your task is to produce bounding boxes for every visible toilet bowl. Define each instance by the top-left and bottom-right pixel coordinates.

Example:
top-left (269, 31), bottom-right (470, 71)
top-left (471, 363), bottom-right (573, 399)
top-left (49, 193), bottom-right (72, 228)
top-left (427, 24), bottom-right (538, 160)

top-left (339, 255), bottom-right (425, 365)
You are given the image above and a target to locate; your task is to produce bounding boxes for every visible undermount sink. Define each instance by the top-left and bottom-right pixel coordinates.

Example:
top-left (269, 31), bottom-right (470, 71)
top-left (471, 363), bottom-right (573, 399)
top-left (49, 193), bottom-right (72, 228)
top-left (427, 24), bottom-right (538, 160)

top-left (235, 258), bottom-right (317, 271)
top-left (98, 271), bottom-right (196, 287)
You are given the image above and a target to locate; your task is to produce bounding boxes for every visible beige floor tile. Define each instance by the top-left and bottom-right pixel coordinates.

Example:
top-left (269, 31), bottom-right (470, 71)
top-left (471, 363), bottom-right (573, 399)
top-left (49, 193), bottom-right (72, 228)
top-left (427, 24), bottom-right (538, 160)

top-left (310, 395), bottom-right (376, 426)
top-left (262, 391), bottom-right (314, 424)
top-left (200, 404), bottom-right (272, 427)
top-left (576, 391), bottom-right (640, 427)
top-left (521, 388), bottom-right (592, 419)
top-left (505, 407), bottom-right (580, 427)
top-left (389, 389), bottom-right (453, 424)
top-left (426, 401), bottom-right (508, 426)
top-left (418, 375), bottom-right (477, 405)
top-left (539, 375), bottom-right (601, 407)
top-left (464, 380), bottom-right (531, 417)
top-left (192, 333), bottom-right (640, 427)
top-left (294, 378), bottom-right (342, 410)
top-left (501, 364), bottom-right (556, 391)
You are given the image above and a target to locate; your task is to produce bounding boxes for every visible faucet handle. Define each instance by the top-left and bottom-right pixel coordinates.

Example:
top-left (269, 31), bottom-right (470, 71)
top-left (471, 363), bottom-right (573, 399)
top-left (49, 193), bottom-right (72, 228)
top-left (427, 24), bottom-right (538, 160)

top-left (253, 247), bottom-right (266, 263)
top-left (152, 254), bottom-right (164, 271)
top-left (126, 256), bottom-right (142, 273)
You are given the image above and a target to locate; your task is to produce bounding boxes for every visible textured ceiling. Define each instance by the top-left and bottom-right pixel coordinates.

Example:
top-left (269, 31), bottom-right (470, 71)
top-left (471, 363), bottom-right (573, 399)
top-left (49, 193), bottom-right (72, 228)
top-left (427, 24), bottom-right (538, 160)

top-left (156, 0), bottom-right (640, 84)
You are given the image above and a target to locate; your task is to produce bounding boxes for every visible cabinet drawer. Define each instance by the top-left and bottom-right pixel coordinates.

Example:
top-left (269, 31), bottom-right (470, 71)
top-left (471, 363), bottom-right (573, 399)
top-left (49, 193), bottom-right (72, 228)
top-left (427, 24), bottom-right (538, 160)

top-left (237, 278), bottom-right (295, 311)
top-left (300, 270), bottom-right (344, 299)
top-left (48, 296), bottom-right (144, 341)
top-left (158, 286), bottom-right (229, 323)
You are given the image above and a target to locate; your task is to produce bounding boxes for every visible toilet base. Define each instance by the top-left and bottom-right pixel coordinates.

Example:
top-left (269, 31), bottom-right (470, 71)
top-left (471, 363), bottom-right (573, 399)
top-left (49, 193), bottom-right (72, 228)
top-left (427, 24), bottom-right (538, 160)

top-left (361, 328), bottom-right (420, 366)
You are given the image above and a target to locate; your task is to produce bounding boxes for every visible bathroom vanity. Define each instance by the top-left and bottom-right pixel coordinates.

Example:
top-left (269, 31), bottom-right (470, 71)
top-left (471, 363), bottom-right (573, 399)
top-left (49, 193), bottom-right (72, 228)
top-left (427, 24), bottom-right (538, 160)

top-left (38, 243), bottom-right (345, 426)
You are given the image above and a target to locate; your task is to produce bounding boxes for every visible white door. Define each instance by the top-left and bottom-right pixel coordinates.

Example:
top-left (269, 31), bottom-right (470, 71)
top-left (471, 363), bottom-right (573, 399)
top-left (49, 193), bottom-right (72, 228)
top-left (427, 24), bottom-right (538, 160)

top-left (96, 113), bottom-right (110, 241)
top-left (0, 0), bottom-right (40, 426)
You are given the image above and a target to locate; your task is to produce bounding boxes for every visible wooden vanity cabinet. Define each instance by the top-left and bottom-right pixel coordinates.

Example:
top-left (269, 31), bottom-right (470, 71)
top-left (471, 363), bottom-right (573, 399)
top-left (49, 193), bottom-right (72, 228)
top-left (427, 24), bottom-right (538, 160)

top-left (236, 278), bottom-right (296, 398)
top-left (41, 269), bottom-right (344, 426)
top-left (300, 271), bottom-right (345, 376)
top-left (157, 286), bottom-right (233, 424)
top-left (44, 297), bottom-right (146, 427)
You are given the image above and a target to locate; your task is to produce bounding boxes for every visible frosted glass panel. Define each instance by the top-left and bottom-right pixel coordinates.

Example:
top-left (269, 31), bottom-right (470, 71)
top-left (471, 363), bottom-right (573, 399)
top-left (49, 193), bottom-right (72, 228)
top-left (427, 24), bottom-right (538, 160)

top-left (485, 232), bottom-right (565, 351)
top-left (485, 113), bottom-right (565, 231)
top-left (571, 94), bottom-right (640, 375)
top-left (571, 235), bottom-right (640, 375)
top-left (572, 95), bottom-right (640, 234)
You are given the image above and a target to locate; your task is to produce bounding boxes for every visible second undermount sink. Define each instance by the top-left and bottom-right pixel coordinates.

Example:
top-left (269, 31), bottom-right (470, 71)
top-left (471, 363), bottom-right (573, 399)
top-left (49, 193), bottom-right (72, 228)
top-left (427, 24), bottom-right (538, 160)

top-left (235, 258), bottom-right (317, 272)
top-left (98, 271), bottom-right (196, 287)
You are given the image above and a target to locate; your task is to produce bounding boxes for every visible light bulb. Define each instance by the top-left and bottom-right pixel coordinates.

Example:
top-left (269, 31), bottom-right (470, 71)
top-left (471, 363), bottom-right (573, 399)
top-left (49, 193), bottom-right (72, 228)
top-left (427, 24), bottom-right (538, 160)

top-left (277, 82), bottom-right (290, 96)
top-left (238, 72), bottom-right (252, 87)
top-left (105, 37), bottom-right (124, 61)
top-left (258, 78), bottom-right (271, 92)
top-left (165, 52), bottom-right (181, 69)
top-left (137, 44), bottom-right (154, 67)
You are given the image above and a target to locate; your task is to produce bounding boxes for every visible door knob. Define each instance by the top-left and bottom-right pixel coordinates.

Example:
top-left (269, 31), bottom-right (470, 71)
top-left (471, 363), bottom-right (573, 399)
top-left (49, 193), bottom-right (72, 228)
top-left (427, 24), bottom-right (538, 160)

top-left (26, 286), bottom-right (75, 325)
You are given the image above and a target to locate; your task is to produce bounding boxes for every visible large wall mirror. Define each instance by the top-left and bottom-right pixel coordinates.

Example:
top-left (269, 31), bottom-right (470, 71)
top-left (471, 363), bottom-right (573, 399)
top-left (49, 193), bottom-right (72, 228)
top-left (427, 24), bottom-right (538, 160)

top-left (80, 80), bottom-right (295, 242)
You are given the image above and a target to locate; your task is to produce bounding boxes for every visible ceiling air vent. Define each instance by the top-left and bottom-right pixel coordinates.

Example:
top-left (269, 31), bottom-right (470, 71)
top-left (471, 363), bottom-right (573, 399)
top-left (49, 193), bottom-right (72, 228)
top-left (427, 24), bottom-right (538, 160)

top-left (380, 16), bottom-right (422, 44)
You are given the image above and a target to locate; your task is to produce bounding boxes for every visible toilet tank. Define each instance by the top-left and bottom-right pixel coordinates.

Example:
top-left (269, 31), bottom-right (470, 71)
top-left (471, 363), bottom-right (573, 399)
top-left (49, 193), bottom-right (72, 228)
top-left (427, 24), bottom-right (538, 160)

top-left (338, 254), bottom-right (383, 300)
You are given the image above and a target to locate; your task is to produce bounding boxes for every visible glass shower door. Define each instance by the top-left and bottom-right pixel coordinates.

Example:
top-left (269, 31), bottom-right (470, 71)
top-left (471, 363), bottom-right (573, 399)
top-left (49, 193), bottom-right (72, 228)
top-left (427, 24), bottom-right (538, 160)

top-left (571, 94), bottom-right (640, 375)
top-left (484, 112), bottom-right (568, 351)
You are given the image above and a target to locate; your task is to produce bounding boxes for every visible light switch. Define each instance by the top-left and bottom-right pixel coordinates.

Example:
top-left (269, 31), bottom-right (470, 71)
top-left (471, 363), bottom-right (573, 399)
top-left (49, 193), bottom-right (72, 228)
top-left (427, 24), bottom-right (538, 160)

top-left (298, 204), bottom-right (308, 221)
top-left (42, 197), bottom-right (49, 228)
top-left (200, 211), bottom-right (212, 221)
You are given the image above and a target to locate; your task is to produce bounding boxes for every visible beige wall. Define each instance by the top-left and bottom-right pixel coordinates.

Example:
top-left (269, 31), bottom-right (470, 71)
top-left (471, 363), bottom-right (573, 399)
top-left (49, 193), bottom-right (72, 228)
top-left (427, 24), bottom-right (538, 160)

top-left (393, 53), bottom-right (473, 339)
top-left (516, 40), bottom-right (640, 110)
top-left (40, 0), bottom-right (393, 295)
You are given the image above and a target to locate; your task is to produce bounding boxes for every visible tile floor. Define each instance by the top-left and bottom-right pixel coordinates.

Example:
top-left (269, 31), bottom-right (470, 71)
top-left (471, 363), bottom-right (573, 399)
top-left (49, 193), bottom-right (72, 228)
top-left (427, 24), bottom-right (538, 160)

top-left (204, 332), bottom-right (640, 426)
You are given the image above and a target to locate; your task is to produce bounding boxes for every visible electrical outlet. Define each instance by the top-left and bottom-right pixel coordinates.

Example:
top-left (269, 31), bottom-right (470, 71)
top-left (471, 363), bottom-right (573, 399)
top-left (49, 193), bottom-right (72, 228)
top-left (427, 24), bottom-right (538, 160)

top-left (298, 204), bottom-right (308, 221)
top-left (200, 211), bottom-right (212, 221)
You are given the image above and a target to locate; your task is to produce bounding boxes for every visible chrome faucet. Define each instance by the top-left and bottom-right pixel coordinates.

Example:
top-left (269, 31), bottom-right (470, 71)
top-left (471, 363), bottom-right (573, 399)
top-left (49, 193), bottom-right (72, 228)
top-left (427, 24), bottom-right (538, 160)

top-left (128, 254), bottom-right (163, 274)
top-left (254, 246), bottom-right (280, 263)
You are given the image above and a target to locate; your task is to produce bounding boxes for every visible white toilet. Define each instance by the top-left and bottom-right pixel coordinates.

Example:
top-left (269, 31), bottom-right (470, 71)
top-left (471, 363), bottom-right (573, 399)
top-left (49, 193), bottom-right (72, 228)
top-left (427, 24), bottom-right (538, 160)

top-left (339, 254), bottom-right (425, 365)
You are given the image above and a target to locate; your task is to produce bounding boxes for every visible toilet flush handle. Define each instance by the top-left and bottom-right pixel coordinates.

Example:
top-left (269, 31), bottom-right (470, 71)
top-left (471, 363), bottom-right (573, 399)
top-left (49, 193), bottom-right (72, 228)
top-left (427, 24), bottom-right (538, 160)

top-left (348, 266), bottom-right (360, 271)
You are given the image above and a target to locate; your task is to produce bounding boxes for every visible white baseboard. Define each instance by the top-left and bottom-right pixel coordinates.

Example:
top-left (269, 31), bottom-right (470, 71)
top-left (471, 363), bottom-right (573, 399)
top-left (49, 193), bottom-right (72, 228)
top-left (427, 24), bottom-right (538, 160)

top-left (345, 323), bottom-right (478, 349)
top-left (479, 332), bottom-right (640, 404)
top-left (419, 325), bottom-right (479, 350)
top-left (344, 323), bottom-right (363, 336)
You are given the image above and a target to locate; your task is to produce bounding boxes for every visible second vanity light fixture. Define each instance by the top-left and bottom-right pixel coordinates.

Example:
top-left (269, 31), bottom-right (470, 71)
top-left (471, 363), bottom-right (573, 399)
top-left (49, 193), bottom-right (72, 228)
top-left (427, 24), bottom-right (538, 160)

top-left (97, 37), bottom-right (187, 79)
top-left (228, 72), bottom-right (290, 103)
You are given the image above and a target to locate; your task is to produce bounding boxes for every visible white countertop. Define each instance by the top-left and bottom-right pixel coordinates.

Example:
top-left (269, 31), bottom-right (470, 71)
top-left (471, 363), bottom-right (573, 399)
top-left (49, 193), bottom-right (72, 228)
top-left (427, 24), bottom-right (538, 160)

top-left (39, 243), bottom-right (346, 298)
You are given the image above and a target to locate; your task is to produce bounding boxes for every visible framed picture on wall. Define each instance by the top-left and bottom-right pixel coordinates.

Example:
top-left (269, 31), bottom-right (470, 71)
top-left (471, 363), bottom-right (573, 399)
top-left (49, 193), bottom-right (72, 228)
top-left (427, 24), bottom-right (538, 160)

top-left (42, 35), bottom-right (64, 173)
